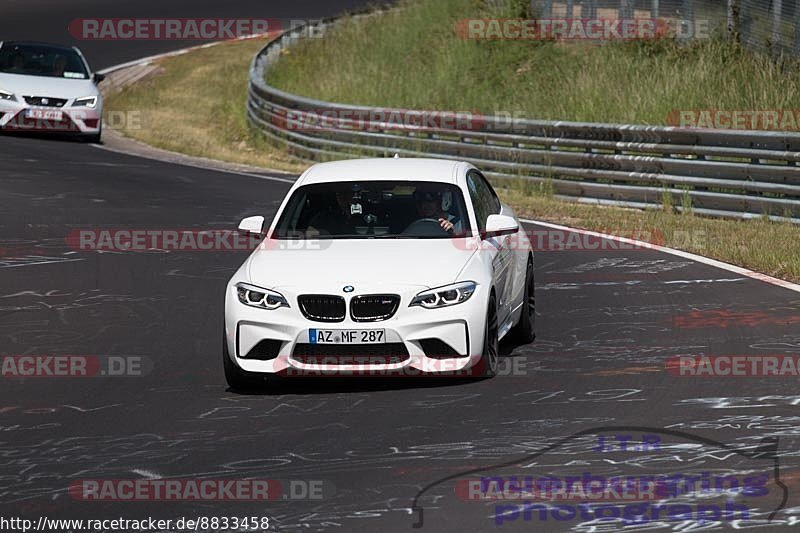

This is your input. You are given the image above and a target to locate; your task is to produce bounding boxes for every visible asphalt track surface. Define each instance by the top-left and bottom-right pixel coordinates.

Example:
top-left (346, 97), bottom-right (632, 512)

top-left (2, 2), bottom-right (800, 532)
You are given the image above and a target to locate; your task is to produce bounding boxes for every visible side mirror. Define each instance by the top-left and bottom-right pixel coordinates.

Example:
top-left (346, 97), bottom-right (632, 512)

top-left (93, 72), bottom-right (106, 84)
top-left (483, 214), bottom-right (519, 239)
top-left (238, 216), bottom-right (265, 237)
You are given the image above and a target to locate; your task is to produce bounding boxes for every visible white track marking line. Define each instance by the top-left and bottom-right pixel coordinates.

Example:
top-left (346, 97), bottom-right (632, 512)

top-left (521, 218), bottom-right (800, 294)
top-left (96, 32), bottom-right (274, 76)
top-left (132, 469), bottom-right (161, 479)
top-left (90, 143), bottom-right (296, 184)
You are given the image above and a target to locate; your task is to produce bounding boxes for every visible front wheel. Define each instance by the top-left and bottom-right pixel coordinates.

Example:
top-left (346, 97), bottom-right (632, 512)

top-left (475, 294), bottom-right (499, 378)
top-left (511, 257), bottom-right (535, 343)
top-left (82, 124), bottom-right (102, 144)
top-left (223, 331), bottom-right (264, 392)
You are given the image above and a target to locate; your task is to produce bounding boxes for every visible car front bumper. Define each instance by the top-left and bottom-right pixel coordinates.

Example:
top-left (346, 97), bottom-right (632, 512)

top-left (0, 101), bottom-right (101, 134)
top-left (224, 282), bottom-right (489, 377)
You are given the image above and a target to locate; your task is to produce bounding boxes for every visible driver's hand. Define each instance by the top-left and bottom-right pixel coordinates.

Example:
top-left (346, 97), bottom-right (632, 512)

top-left (438, 218), bottom-right (454, 231)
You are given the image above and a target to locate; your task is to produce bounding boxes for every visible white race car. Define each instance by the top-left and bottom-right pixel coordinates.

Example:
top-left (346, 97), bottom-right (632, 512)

top-left (0, 41), bottom-right (104, 142)
top-left (223, 158), bottom-right (535, 389)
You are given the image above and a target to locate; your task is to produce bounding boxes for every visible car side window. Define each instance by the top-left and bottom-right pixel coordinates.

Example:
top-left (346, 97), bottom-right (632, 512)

top-left (475, 171), bottom-right (501, 214)
top-left (466, 170), bottom-right (500, 232)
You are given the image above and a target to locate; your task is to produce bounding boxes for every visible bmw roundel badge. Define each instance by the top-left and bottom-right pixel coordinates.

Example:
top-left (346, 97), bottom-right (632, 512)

top-left (343, 285), bottom-right (355, 293)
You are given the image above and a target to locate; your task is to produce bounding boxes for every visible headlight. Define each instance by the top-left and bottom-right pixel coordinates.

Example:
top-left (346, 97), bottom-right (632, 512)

top-left (0, 89), bottom-right (16, 102)
top-left (410, 281), bottom-right (477, 309)
top-left (72, 96), bottom-right (97, 108)
top-left (236, 282), bottom-right (289, 310)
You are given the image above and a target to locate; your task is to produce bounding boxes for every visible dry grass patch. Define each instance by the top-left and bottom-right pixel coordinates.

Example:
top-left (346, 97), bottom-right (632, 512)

top-left (105, 37), bottom-right (305, 173)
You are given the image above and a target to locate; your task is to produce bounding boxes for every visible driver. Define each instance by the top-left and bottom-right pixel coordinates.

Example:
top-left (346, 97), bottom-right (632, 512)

top-left (9, 54), bottom-right (25, 73)
top-left (414, 189), bottom-right (461, 233)
top-left (51, 55), bottom-right (67, 77)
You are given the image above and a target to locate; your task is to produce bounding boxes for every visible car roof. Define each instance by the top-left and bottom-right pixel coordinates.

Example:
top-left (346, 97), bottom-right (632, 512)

top-left (0, 41), bottom-right (78, 53)
top-left (299, 158), bottom-right (466, 185)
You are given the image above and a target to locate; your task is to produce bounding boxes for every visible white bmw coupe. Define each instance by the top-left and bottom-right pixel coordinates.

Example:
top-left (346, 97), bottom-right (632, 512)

top-left (0, 41), bottom-right (104, 142)
top-left (224, 158), bottom-right (535, 389)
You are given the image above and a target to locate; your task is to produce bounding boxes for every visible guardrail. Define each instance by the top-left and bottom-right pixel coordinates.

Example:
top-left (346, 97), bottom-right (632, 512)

top-left (247, 17), bottom-right (800, 223)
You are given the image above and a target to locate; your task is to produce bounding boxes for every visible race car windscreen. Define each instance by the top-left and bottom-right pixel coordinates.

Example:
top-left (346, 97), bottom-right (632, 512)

top-left (0, 43), bottom-right (89, 79)
top-left (272, 181), bottom-right (472, 239)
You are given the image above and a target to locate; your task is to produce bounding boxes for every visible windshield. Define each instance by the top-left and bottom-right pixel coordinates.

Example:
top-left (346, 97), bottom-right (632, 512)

top-left (0, 43), bottom-right (89, 79)
top-left (272, 180), bottom-right (472, 239)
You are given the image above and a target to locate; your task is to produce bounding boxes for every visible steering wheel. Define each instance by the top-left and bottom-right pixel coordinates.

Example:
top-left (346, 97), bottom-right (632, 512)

top-left (402, 218), bottom-right (450, 236)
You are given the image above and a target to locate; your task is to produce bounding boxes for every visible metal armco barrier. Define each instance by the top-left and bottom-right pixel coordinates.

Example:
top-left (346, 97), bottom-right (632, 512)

top-left (247, 17), bottom-right (800, 223)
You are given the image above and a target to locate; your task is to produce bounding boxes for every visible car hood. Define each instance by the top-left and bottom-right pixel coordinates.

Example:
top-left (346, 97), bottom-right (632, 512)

top-left (0, 73), bottom-right (98, 99)
top-left (247, 238), bottom-right (477, 291)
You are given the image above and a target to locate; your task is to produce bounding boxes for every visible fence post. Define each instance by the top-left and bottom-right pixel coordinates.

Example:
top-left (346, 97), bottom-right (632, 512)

top-left (620, 0), bottom-right (634, 20)
top-left (583, 0), bottom-right (597, 20)
top-left (727, 0), bottom-right (740, 43)
top-left (566, 0), bottom-right (574, 19)
top-left (651, 0), bottom-right (660, 19)
top-left (542, 0), bottom-right (553, 19)
top-left (740, 0), bottom-right (752, 46)
top-left (679, 0), bottom-right (694, 40)
top-left (795, 3), bottom-right (800, 55)
top-left (772, 0), bottom-right (783, 51)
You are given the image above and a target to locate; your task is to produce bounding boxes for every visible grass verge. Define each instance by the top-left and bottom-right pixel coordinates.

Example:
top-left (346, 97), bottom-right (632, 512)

top-left (268, 0), bottom-right (800, 124)
top-left (104, 6), bottom-right (800, 283)
top-left (104, 37), bottom-right (305, 173)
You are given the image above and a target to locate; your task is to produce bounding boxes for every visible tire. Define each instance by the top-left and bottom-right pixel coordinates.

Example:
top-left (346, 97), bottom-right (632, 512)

top-left (223, 331), bottom-right (264, 392)
top-left (83, 124), bottom-right (101, 144)
top-left (475, 293), bottom-right (500, 378)
top-left (511, 257), bottom-right (535, 343)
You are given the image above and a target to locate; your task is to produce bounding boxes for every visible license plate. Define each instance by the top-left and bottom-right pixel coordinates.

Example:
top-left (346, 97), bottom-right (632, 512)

top-left (26, 109), bottom-right (62, 121)
top-left (310, 329), bottom-right (385, 344)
